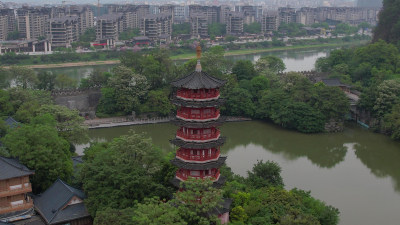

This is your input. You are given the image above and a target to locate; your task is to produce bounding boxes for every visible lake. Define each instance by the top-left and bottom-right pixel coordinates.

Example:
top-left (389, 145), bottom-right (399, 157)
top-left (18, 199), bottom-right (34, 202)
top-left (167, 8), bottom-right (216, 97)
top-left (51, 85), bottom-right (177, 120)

top-left (76, 121), bottom-right (400, 225)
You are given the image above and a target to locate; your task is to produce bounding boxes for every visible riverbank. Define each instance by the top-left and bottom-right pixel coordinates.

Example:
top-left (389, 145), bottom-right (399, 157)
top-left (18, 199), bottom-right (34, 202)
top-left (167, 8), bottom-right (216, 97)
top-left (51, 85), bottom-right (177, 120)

top-left (16, 41), bottom-right (367, 69)
top-left (84, 116), bottom-right (251, 129)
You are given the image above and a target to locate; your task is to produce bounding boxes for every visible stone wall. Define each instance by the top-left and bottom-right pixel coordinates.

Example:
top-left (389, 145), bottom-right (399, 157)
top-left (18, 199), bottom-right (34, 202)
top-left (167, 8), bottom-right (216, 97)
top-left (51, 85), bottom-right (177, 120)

top-left (52, 88), bottom-right (102, 119)
top-left (325, 119), bottom-right (344, 132)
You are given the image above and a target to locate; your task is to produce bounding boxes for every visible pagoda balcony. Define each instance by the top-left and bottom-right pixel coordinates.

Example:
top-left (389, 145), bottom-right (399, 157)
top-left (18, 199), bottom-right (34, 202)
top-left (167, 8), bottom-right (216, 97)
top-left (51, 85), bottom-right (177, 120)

top-left (177, 109), bottom-right (220, 121)
top-left (0, 183), bottom-right (32, 198)
top-left (177, 89), bottom-right (220, 101)
top-left (176, 129), bottom-right (220, 142)
top-left (176, 150), bottom-right (220, 162)
top-left (176, 170), bottom-right (221, 181)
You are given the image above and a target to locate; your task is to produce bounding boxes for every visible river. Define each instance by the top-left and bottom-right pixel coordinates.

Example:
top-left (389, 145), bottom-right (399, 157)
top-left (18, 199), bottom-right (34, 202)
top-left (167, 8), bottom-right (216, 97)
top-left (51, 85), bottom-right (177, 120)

top-left (75, 121), bottom-right (400, 225)
top-left (35, 47), bottom-right (333, 79)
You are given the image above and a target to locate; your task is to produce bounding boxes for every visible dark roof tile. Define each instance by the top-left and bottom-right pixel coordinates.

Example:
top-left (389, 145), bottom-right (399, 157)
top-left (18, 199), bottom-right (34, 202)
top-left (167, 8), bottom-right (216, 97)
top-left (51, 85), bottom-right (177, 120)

top-left (171, 71), bottom-right (226, 89)
top-left (0, 157), bottom-right (34, 180)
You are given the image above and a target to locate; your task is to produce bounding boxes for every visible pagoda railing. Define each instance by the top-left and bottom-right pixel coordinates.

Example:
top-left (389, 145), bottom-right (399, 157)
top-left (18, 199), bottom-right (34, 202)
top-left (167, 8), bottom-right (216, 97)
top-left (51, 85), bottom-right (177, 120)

top-left (177, 109), bottom-right (220, 121)
top-left (176, 150), bottom-right (220, 162)
top-left (176, 129), bottom-right (220, 142)
top-left (176, 170), bottom-right (220, 181)
top-left (0, 183), bottom-right (32, 198)
top-left (177, 89), bottom-right (220, 101)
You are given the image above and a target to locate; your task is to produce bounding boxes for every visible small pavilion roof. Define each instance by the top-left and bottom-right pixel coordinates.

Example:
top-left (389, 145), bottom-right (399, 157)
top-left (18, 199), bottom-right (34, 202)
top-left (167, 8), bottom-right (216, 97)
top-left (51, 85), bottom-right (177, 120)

top-left (34, 179), bottom-right (90, 225)
top-left (171, 70), bottom-right (226, 89)
top-left (4, 117), bottom-right (20, 129)
top-left (0, 156), bottom-right (34, 180)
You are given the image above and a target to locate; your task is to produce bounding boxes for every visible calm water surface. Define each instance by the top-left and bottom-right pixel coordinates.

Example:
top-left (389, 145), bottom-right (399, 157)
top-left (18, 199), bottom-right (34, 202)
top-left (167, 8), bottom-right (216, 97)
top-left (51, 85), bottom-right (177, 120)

top-left (76, 121), bottom-right (400, 225)
top-left (36, 47), bottom-right (333, 79)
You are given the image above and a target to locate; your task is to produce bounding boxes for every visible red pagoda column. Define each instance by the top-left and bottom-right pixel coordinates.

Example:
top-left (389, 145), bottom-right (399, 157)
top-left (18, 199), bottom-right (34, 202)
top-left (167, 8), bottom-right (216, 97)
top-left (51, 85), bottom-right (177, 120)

top-left (170, 46), bottom-right (230, 223)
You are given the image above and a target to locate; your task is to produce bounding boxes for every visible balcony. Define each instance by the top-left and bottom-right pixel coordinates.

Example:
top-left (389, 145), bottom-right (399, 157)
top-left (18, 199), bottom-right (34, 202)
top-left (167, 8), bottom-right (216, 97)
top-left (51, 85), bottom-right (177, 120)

top-left (176, 170), bottom-right (220, 181)
top-left (0, 202), bottom-right (33, 215)
top-left (0, 184), bottom-right (32, 198)
top-left (176, 150), bottom-right (220, 162)
top-left (176, 129), bottom-right (220, 142)
top-left (177, 109), bottom-right (220, 122)
top-left (177, 89), bottom-right (220, 101)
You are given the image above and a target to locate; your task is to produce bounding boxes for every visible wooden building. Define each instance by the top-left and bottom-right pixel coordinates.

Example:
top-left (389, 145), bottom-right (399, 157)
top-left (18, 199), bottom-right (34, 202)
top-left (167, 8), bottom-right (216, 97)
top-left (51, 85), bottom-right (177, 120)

top-left (170, 46), bottom-right (231, 224)
top-left (0, 157), bottom-right (34, 221)
top-left (34, 179), bottom-right (92, 225)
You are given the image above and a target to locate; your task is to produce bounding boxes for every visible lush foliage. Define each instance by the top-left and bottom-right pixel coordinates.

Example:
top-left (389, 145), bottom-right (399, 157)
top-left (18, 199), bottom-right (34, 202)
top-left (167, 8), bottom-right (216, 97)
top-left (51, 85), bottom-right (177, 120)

top-left (172, 23), bottom-right (191, 37)
top-left (373, 0), bottom-right (400, 44)
top-left (244, 22), bottom-right (261, 34)
top-left (119, 28), bottom-right (140, 40)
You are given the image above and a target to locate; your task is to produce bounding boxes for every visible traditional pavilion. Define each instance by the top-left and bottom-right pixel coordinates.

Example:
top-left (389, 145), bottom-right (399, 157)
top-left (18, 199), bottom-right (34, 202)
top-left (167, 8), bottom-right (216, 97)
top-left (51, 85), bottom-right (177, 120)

top-left (170, 45), bottom-right (230, 223)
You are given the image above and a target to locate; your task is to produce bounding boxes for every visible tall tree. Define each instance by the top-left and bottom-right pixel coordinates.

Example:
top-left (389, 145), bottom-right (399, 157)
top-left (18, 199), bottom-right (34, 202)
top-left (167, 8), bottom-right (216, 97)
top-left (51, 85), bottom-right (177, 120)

top-left (373, 0), bottom-right (400, 43)
top-left (9, 66), bottom-right (38, 89)
top-left (232, 60), bottom-right (256, 80)
top-left (255, 56), bottom-right (286, 74)
top-left (36, 71), bottom-right (56, 90)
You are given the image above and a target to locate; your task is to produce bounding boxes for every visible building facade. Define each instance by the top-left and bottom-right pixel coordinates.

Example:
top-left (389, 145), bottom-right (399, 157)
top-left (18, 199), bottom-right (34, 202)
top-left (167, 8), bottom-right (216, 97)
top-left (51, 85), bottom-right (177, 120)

top-left (190, 13), bottom-right (208, 38)
top-left (96, 13), bottom-right (123, 41)
top-left (49, 16), bottom-right (79, 48)
top-left (0, 157), bottom-right (34, 221)
top-left (226, 12), bottom-right (244, 35)
top-left (0, 9), bottom-right (15, 41)
top-left (17, 7), bottom-right (52, 40)
top-left (140, 13), bottom-right (172, 41)
top-left (261, 11), bottom-right (279, 33)
top-left (189, 5), bottom-right (221, 24)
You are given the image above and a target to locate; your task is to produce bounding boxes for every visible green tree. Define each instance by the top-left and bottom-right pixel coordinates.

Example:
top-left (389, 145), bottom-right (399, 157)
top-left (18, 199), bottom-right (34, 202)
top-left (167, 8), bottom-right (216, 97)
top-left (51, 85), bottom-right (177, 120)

top-left (0, 68), bottom-right (10, 89)
top-left (208, 23), bottom-right (226, 36)
top-left (244, 22), bottom-right (261, 34)
top-left (141, 89), bottom-right (174, 116)
top-left (172, 177), bottom-right (224, 225)
top-left (119, 28), bottom-right (140, 40)
top-left (94, 208), bottom-right (135, 225)
top-left (382, 104), bottom-right (400, 140)
top-left (36, 104), bottom-right (88, 144)
top-left (132, 197), bottom-right (185, 225)
top-left (247, 160), bottom-right (284, 188)
top-left (9, 66), bottom-right (38, 89)
top-left (255, 56), bottom-right (286, 74)
top-left (373, 0), bottom-right (400, 44)
top-left (6, 30), bottom-right (19, 40)
top-left (96, 87), bottom-right (119, 116)
top-left (36, 71), bottom-right (56, 90)
top-left (232, 60), bottom-right (256, 80)
top-left (2, 114), bottom-right (73, 193)
top-left (80, 131), bottom-right (170, 216)
top-left (79, 28), bottom-right (96, 42)
top-left (55, 74), bottom-right (77, 89)
top-left (172, 23), bottom-right (191, 37)
top-left (201, 46), bottom-right (231, 77)
top-left (224, 88), bottom-right (255, 117)
top-left (107, 66), bottom-right (149, 113)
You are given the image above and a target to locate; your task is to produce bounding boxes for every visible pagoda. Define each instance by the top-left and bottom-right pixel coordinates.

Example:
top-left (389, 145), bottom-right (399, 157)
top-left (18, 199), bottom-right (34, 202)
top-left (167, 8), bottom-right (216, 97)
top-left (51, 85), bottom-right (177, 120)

top-left (170, 46), bottom-right (230, 222)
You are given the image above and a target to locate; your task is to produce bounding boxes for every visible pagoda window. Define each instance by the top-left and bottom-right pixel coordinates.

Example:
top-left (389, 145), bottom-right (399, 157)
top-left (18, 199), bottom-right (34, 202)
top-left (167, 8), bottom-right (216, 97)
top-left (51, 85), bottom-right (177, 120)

top-left (205, 170), bottom-right (209, 175)
top-left (203, 129), bottom-right (211, 134)
top-left (190, 171), bottom-right (200, 176)
top-left (209, 149), bottom-right (212, 155)
top-left (204, 108), bottom-right (211, 114)
top-left (192, 109), bottom-right (200, 114)
top-left (205, 89), bottom-right (209, 93)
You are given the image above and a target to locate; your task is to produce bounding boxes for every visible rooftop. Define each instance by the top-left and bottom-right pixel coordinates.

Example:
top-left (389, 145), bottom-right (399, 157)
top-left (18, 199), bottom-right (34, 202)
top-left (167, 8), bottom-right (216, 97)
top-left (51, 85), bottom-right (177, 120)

top-left (0, 157), bottom-right (34, 180)
top-left (171, 70), bottom-right (226, 89)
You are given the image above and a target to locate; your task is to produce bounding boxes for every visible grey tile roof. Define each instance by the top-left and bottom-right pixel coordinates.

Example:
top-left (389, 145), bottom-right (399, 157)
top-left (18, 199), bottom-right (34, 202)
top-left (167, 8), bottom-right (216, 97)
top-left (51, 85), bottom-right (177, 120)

top-left (321, 78), bottom-right (349, 87)
top-left (0, 157), bottom-right (34, 180)
top-left (171, 70), bottom-right (226, 89)
top-left (34, 179), bottom-right (89, 225)
top-left (4, 117), bottom-right (20, 129)
top-left (170, 137), bottom-right (226, 149)
top-left (171, 156), bottom-right (227, 170)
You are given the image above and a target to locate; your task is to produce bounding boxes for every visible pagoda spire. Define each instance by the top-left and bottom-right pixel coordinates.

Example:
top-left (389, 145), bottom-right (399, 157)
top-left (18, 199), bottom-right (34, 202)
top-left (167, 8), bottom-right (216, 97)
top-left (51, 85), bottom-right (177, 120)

top-left (195, 45), bottom-right (202, 72)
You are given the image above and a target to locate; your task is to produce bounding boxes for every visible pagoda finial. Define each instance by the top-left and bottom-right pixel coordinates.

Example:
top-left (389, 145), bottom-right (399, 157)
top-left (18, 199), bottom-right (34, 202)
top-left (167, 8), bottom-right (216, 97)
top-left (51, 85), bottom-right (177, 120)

top-left (195, 44), bottom-right (202, 72)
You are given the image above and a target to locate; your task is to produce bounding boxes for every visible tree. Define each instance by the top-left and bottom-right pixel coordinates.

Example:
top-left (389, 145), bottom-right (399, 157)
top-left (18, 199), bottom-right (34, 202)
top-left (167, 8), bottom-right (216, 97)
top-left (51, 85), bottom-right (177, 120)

top-left (107, 66), bottom-right (149, 113)
top-left (358, 22), bottom-right (371, 34)
top-left (373, 0), bottom-right (400, 44)
top-left (0, 68), bottom-right (10, 89)
top-left (382, 104), bottom-right (400, 140)
top-left (94, 208), bottom-right (135, 225)
top-left (201, 46), bottom-right (231, 78)
top-left (80, 131), bottom-right (170, 216)
top-left (172, 177), bottom-right (224, 225)
top-left (172, 23), bottom-right (191, 37)
top-left (55, 74), bottom-right (77, 89)
top-left (224, 88), bottom-right (255, 117)
top-left (244, 22), bottom-right (261, 34)
top-left (313, 85), bottom-right (349, 120)
top-left (232, 60), bottom-right (256, 80)
top-left (36, 104), bottom-right (88, 144)
top-left (96, 87), bottom-right (119, 116)
top-left (36, 71), bottom-right (56, 90)
top-left (208, 23), bottom-right (226, 37)
top-left (132, 197), bottom-right (185, 225)
top-left (373, 79), bottom-right (400, 118)
top-left (80, 69), bottom-right (110, 88)
top-left (255, 56), bottom-right (286, 74)
top-left (141, 89), bottom-right (174, 116)
top-left (6, 30), bottom-right (19, 40)
top-left (119, 28), bottom-right (140, 40)
top-left (2, 114), bottom-right (73, 193)
top-left (247, 160), bottom-right (283, 188)
top-left (9, 66), bottom-right (38, 89)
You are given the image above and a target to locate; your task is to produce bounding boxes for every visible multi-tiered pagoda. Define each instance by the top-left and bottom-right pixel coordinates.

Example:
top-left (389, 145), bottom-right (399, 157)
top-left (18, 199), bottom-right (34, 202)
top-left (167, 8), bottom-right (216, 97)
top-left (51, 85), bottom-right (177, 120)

top-left (170, 46), bottom-right (230, 222)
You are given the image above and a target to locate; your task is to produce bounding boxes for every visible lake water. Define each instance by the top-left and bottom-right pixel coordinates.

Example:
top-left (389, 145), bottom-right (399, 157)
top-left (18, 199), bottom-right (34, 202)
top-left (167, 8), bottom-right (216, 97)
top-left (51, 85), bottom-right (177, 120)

top-left (35, 47), bottom-right (333, 80)
top-left (76, 121), bottom-right (400, 225)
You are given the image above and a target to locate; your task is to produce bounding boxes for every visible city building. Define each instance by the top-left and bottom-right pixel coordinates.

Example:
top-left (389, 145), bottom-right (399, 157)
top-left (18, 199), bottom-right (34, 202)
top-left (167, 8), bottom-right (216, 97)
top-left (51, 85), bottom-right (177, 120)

top-left (296, 7), bottom-right (316, 25)
top-left (0, 39), bottom-right (51, 54)
top-left (49, 16), bottom-right (79, 48)
top-left (235, 5), bottom-right (258, 24)
top-left (261, 11), bottom-right (279, 33)
top-left (190, 13), bottom-right (208, 38)
top-left (189, 5), bottom-right (221, 24)
top-left (140, 13), bottom-right (172, 41)
top-left (34, 179), bottom-right (92, 225)
top-left (174, 4), bottom-right (189, 24)
top-left (96, 13), bottom-right (123, 42)
top-left (219, 5), bottom-right (231, 24)
top-left (159, 4), bottom-right (175, 24)
top-left (170, 46), bottom-right (230, 223)
top-left (278, 7), bottom-right (297, 24)
top-left (226, 12), bottom-right (244, 35)
top-left (0, 157), bottom-right (34, 222)
top-left (17, 7), bottom-right (52, 40)
top-left (0, 9), bottom-right (15, 41)
top-left (107, 4), bottom-right (149, 31)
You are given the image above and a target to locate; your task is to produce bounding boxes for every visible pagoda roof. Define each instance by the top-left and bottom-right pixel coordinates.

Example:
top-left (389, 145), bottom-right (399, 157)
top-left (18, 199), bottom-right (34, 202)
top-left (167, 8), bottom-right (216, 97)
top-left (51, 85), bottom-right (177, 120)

top-left (34, 179), bottom-right (90, 225)
top-left (0, 156), bottom-right (34, 180)
top-left (170, 176), bottom-right (227, 189)
top-left (171, 71), bottom-right (226, 89)
top-left (171, 156), bottom-right (226, 170)
top-left (171, 117), bottom-right (226, 128)
top-left (170, 137), bottom-right (225, 149)
top-left (171, 98), bottom-right (225, 108)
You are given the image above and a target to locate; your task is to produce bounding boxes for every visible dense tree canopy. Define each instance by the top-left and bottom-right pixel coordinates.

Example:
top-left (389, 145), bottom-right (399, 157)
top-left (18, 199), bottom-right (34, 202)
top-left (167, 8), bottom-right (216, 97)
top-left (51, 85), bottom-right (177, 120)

top-left (373, 0), bottom-right (400, 44)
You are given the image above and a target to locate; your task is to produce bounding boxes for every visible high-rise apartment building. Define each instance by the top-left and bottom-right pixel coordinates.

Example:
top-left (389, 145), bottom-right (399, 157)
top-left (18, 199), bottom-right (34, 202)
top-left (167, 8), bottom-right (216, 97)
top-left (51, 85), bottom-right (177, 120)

top-left (17, 7), bottom-right (52, 40)
top-left (226, 12), bottom-right (244, 35)
top-left (261, 11), bottom-right (279, 33)
top-left (278, 7), bottom-right (297, 24)
top-left (189, 5), bottom-right (221, 24)
top-left (141, 13), bottom-right (172, 40)
top-left (96, 13), bottom-right (123, 41)
top-left (190, 13), bottom-right (208, 38)
top-left (0, 8), bottom-right (15, 41)
top-left (49, 16), bottom-right (79, 48)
